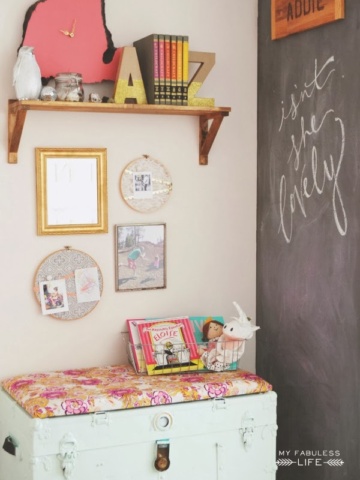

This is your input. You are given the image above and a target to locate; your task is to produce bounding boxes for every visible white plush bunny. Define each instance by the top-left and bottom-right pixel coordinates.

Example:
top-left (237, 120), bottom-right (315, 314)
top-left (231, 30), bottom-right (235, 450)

top-left (205, 301), bottom-right (260, 371)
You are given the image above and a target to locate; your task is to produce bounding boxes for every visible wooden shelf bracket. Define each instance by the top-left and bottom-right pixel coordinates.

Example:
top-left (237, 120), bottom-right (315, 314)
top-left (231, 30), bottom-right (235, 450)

top-left (8, 101), bottom-right (28, 164)
top-left (199, 114), bottom-right (226, 165)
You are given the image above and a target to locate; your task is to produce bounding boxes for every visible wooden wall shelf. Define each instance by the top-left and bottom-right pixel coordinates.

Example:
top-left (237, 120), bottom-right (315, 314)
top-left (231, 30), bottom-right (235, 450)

top-left (8, 100), bottom-right (231, 165)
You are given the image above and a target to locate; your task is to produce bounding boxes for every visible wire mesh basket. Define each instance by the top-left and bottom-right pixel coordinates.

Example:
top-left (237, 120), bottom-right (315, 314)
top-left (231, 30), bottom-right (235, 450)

top-left (125, 336), bottom-right (241, 375)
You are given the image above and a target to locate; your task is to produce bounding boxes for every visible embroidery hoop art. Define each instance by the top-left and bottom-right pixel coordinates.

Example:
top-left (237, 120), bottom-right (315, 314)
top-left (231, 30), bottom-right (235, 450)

top-left (33, 247), bottom-right (103, 320)
top-left (120, 155), bottom-right (172, 213)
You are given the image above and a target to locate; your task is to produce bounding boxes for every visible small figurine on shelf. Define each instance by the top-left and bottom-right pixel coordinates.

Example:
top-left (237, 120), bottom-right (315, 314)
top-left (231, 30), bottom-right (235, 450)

top-left (40, 86), bottom-right (57, 101)
top-left (13, 46), bottom-right (42, 100)
top-left (89, 92), bottom-right (102, 103)
top-left (204, 302), bottom-right (260, 372)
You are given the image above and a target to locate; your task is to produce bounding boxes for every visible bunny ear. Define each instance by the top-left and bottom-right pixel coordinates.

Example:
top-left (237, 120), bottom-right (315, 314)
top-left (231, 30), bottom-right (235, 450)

top-left (233, 301), bottom-right (248, 322)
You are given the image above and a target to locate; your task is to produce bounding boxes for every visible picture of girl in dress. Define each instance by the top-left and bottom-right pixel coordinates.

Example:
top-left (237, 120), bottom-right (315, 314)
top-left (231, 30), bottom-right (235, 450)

top-left (39, 278), bottom-right (69, 315)
top-left (127, 246), bottom-right (146, 277)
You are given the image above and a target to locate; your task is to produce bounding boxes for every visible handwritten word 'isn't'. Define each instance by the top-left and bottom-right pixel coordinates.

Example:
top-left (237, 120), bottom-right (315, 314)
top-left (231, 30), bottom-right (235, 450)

top-left (279, 110), bottom-right (346, 243)
top-left (279, 56), bottom-right (335, 132)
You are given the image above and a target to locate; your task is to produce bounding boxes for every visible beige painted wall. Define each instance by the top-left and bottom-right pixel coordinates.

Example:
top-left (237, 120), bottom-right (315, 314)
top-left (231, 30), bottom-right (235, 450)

top-left (0, 0), bottom-right (258, 378)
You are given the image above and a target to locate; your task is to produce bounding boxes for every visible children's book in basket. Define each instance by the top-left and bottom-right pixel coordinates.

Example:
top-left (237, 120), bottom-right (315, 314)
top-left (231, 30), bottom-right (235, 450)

top-left (135, 317), bottom-right (202, 375)
top-left (127, 315), bottom-right (240, 375)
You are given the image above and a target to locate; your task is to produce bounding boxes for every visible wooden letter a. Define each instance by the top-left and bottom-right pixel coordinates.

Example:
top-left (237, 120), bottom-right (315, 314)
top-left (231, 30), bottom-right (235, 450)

top-left (114, 47), bottom-right (147, 104)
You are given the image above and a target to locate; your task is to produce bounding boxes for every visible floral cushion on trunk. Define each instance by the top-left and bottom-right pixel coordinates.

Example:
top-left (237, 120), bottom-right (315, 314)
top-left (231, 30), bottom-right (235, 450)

top-left (1, 364), bottom-right (272, 418)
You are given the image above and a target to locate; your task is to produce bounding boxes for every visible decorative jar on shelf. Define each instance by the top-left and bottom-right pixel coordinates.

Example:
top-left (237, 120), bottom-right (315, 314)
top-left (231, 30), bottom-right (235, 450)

top-left (55, 72), bottom-right (84, 102)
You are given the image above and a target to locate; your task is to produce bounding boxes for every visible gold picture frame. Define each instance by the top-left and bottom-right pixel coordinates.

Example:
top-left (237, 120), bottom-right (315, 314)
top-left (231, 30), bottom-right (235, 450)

top-left (36, 148), bottom-right (108, 235)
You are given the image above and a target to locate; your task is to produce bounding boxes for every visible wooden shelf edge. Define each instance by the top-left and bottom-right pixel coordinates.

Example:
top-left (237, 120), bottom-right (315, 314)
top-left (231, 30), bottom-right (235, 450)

top-left (8, 100), bottom-right (231, 164)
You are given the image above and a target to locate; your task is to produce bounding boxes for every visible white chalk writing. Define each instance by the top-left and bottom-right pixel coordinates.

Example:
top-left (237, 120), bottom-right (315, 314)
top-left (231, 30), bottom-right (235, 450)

top-left (278, 56), bottom-right (347, 243)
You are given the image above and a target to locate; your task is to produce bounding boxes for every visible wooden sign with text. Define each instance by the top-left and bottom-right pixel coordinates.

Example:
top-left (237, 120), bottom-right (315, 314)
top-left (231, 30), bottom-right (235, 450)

top-left (271, 0), bottom-right (345, 40)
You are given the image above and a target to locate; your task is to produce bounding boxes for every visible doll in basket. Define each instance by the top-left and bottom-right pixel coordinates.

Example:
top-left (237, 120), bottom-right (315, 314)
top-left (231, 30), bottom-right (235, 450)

top-left (197, 317), bottom-right (224, 368)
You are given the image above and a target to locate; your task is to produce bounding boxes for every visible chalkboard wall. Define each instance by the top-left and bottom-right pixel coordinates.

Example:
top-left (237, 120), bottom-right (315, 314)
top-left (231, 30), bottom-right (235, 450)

top-left (257, 1), bottom-right (360, 479)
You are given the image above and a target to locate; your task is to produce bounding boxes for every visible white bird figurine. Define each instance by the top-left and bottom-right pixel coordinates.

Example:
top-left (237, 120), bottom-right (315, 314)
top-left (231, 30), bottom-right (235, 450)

top-left (13, 46), bottom-right (42, 100)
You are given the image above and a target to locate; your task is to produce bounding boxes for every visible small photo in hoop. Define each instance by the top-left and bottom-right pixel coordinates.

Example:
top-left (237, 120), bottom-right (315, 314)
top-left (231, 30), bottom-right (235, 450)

top-left (39, 278), bottom-right (69, 315)
top-left (133, 171), bottom-right (153, 199)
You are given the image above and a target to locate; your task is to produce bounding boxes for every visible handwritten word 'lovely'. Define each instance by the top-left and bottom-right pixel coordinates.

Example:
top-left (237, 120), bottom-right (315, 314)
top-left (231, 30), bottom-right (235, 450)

top-left (279, 56), bottom-right (335, 131)
top-left (279, 111), bottom-right (346, 243)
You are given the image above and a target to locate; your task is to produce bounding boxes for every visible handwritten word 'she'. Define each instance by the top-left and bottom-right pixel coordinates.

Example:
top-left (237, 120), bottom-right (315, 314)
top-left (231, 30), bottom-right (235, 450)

top-left (278, 56), bottom-right (347, 243)
top-left (287, 0), bottom-right (325, 21)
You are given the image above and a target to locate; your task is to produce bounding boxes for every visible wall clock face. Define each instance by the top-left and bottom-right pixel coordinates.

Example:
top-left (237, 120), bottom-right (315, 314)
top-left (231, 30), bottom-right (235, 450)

top-left (20, 0), bottom-right (121, 83)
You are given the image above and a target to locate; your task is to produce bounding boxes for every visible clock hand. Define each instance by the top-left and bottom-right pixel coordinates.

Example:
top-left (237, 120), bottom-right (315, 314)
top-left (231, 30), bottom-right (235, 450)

top-left (60, 29), bottom-right (70, 36)
top-left (69, 19), bottom-right (76, 38)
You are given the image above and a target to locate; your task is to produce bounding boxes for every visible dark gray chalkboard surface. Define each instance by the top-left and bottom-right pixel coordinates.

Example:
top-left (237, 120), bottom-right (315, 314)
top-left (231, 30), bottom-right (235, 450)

top-left (257, 1), bottom-right (360, 479)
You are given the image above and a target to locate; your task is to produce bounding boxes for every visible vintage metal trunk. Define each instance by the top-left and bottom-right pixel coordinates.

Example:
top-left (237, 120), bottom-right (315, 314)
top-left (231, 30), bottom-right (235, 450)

top-left (0, 365), bottom-right (277, 480)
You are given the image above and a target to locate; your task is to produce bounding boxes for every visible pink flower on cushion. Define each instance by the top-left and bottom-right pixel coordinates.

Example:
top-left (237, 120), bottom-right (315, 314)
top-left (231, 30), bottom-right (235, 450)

top-left (180, 374), bottom-right (205, 383)
top-left (205, 383), bottom-right (228, 398)
top-left (62, 369), bottom-right (85, 376)
top-left (41, 389), bottom-right (66, 399)
top-left (61, 399), bottom-right (89, 415)
top-left (79, 379), bottom-right (102, 386)
top-left (150, 391), bottom-right (172, 406)
top-left (31, 373), bottom-right (48, 379)
top-left (10, 379), bottom-right (35, 390)
top-left (108, 388), bottom-right (137, 398)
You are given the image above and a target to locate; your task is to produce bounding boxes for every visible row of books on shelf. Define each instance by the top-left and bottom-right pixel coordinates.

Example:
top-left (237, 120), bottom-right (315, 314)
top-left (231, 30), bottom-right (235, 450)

top-left (127, 316), bottom-right (239, 375)
top-left (133, 33), bottom-right (189, 106)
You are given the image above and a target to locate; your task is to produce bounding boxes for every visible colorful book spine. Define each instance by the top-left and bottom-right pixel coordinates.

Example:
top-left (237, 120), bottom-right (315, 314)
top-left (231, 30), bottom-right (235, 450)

top-left (153, 35), bottom-right (160, 104)
top-left (182, 35), bottom-right (189, 105)
top-left (170, 35), bottom-right (177, 105)
top-left (176, 36), bottom-right (183, 106)
top-left (133, 34), bottom-right (160, 104)
top-left (158, 34), bottom-right (166, 105)
top-left (164, 35), bottom-right (171, 105)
